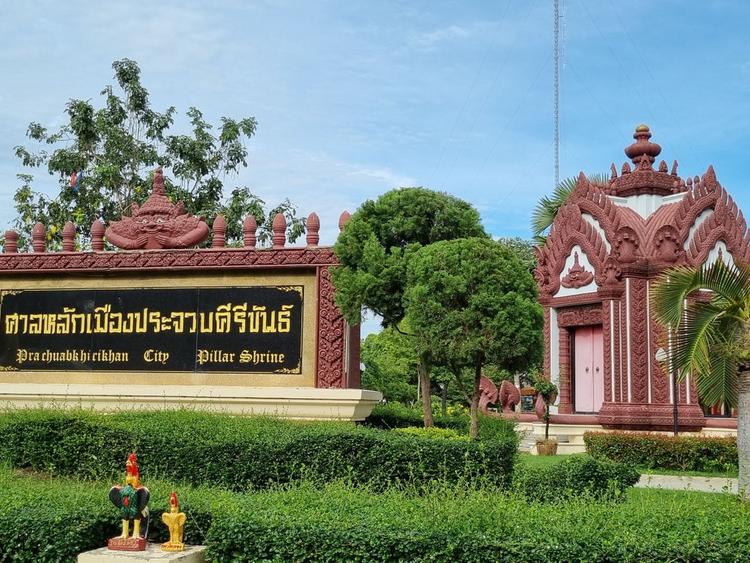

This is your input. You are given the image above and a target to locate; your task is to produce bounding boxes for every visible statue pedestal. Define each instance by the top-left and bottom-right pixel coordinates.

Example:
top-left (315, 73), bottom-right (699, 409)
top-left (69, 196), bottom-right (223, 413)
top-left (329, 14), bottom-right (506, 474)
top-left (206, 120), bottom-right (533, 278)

top-left (78, 544), bottom-right (206, 563)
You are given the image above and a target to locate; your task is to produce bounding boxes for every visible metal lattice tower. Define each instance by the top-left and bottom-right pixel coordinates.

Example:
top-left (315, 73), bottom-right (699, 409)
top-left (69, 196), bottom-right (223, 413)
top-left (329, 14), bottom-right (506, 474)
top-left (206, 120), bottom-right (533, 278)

top-left (553, 0), bottom-right (560, 189)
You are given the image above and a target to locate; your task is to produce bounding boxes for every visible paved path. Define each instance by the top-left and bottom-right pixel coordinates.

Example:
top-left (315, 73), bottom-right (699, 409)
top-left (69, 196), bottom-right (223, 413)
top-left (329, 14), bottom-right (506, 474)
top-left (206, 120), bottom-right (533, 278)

top-left (636, 474), bottom-right (738, 494)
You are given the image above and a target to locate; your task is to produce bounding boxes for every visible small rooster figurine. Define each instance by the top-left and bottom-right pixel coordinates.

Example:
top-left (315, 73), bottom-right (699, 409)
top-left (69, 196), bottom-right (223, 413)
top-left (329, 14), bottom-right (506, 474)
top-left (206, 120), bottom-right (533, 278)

top-left (108, 453), bottom-right (150, 551)
top-left (161, 491), bottom-right (187, 551)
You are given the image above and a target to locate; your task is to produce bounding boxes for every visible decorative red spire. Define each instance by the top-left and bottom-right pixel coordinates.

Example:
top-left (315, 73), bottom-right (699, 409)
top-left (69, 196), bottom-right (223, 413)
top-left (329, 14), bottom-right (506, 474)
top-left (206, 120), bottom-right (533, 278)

top-left (624, 124), bottom-right (662, 170)
top-left (32, 222), bottom-right (46, 253)
top-left (91, 219), bottom-right (105, 251)
top-left (170, 491), bottom-right (179, 509)
top-left (212, 215), bottom-right (227, 248)
top-left (152, 167), bottom-right (166, 195)
top-left (62, 221), bottom-right (76, 252)
top-left (272, 213), bottom-right (286, 248)
top-left (306, 212), bottom-right (320, 247)
top-left (4, 230), bottom-right (18, 254)
top-left (338, 210), bottom-right (351, 232)
top-left (243, 216), bottom-right (257, 248)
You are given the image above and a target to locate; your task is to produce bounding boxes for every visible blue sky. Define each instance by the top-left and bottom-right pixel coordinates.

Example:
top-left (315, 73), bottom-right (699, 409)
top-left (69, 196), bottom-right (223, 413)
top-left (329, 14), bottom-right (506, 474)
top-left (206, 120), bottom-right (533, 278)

top-left (1, 1), bottom-right (748, 248)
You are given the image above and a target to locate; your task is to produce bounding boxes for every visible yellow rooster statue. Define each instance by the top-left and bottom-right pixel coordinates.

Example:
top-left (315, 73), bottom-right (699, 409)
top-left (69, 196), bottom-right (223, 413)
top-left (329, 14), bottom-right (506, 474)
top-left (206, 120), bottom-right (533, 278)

top-left (161, 491), bottom-right (187, 551)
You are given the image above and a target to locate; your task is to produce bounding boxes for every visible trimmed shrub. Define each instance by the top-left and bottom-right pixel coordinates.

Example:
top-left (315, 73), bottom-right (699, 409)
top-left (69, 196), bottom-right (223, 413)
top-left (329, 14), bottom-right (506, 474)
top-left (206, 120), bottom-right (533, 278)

top-left (512, 455), bottom-right (640, 502)
top-left (584, 431), bottom-right (737, 472)
top-left (365, 402), bottom-right (465, 430)
top-left (365, 402), bottom-right (518, 443)
top-left (0, 409), bottom-right (517, 491)
top-left (206, 482), bottom-right (750, 562)
top-left (395, 426), bottom-right (469, 440)
top-left (3, 467), bottom-right (750, 563)
top-left (0, 468), bottom-right (229, 562)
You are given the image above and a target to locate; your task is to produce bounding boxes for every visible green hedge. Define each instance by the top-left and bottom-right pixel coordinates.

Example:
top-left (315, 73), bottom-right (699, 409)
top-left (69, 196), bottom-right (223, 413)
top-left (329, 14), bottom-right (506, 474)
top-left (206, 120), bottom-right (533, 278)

top-left (3, 467), bottom-right (749, 563)
top-left (584, 431), bottom-right (737, 472)
top-left (206, 482), bottom-right (750, 562)
top-left (0, 468), bottom-right (228, 562)
top-left (0, 409), bottom-right (517, 490)
top-left (512, 456), bottom-right (640, 502)
top-left (365, 402), bottom-right (518, 442)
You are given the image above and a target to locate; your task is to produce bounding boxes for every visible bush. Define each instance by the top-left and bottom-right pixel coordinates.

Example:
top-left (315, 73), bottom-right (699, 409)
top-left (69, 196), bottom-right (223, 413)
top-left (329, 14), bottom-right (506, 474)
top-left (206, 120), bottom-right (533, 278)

top-left (0, 409), bottom-right (517, 491)
top-left (4, 466), bottom-right (750, 563)
top-left (584, 431), bottom-right (738, 472)
top-left (395, 426), bottom-right (469, 440)
top-left (365, 402), bottom-right (518, 443)
top-left (512, 455), bottom-right (640, 502)
top-left (0, 468), bottom-right (229, 562)
top-left (206, 481), bottom-right (750, 562)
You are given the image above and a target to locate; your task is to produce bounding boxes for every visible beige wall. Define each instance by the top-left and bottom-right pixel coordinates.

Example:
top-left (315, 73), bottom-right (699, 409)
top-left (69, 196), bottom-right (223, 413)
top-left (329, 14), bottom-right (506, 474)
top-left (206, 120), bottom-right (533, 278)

top-left (0, 269), bottom-right (318, 387)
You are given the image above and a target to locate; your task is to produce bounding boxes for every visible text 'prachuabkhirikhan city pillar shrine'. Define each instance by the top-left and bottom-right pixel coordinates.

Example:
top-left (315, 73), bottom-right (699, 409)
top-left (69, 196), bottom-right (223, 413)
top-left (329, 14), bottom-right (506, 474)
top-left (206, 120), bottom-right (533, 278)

top-left (535, 125), bottom-right (749, 430)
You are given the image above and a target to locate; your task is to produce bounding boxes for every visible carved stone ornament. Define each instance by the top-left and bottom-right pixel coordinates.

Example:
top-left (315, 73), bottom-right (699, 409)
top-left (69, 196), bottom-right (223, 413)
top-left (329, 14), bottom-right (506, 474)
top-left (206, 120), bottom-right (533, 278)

top-left (560, 252), bottom-right (594, 289)
top-left (105, 168), bottom-right (209, 250)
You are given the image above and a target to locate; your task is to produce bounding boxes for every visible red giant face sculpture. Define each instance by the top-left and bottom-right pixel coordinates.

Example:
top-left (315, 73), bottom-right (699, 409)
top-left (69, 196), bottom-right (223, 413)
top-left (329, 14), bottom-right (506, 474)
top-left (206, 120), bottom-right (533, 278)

top-left (105, 168), bottom-right (209, 250)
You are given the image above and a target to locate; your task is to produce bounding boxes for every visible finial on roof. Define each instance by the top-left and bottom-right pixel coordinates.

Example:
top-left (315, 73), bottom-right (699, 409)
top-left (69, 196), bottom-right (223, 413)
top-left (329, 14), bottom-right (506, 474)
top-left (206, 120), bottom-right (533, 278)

top-left (153, 167), bottom-right (165, 195)
top-left (624, 124), bottom-right (661, 170)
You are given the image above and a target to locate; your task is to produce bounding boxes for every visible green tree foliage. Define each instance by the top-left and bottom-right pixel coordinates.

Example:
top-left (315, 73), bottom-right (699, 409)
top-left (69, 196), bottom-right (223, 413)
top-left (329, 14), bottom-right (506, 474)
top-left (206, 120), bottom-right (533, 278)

top-left (9, 59), bottom-right (304, 250)
top-left (333, 188), bottom-right (487, 326)
top-left (333, 187), bottom-right (487, 426)
top-left (651, 261), bottom-right (750, 497)
top-left (496, 236), bottom-right (537, 272)
top-left (361, 320), bottom-right (475, 407)
top-left (361, 322), bottom-right (419, 405)
top-left (405, 237), bottom-right (543, 438)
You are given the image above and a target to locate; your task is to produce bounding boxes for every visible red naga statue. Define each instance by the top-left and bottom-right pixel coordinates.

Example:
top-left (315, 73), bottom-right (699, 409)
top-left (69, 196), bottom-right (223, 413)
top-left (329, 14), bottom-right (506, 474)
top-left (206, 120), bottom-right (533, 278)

top-left (105, 168), bottom-right (209, 250)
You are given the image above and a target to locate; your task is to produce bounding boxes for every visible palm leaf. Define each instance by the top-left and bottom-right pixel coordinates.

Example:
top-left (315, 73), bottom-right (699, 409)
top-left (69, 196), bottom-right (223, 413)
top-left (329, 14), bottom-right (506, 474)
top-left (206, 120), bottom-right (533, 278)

top-left (652, 260), bottom-right (750, 409)
top-left (531, 173), bottom-right (610, 241)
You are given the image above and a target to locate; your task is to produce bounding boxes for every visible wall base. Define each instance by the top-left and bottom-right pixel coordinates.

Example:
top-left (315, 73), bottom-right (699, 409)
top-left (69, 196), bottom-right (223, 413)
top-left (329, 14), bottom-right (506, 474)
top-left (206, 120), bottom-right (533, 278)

top-left (598, 402), bottom-right (706, 431)
top-left (0, 384), bottom-right (382, 421)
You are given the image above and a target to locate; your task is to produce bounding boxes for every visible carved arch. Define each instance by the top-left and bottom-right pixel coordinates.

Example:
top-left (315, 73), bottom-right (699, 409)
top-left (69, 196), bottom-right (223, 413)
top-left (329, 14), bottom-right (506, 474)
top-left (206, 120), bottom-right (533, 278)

top-left (687, 186), bottom-right (750, 266)
top-left (539, 203), bottom-right (609, 297)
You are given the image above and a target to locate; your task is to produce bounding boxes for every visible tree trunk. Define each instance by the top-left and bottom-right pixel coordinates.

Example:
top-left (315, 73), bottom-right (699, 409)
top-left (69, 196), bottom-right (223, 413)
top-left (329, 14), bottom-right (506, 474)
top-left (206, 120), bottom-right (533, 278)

top-left (470, 358), bottom-right (482, 440)
top-left (417, 354), bottom-right (434, 428)
top-left (738, 369), bottom-right (750, 500)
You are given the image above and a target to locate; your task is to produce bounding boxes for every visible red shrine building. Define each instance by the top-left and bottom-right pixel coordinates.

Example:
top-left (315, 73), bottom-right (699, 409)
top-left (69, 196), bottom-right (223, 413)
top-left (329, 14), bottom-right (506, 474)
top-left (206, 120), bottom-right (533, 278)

top-left (534, 125), bottom-right (748, 434)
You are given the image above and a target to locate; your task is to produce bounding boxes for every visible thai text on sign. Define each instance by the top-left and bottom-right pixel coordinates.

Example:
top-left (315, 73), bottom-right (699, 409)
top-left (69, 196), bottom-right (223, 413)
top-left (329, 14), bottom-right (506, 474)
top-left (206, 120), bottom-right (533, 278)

top-left (0, 286), bottom-right (303, 373)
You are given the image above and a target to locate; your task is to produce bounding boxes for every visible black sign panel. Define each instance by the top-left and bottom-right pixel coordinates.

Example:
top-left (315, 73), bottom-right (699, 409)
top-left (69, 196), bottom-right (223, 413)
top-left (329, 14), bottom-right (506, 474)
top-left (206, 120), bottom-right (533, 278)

top-left (0, 286), bottom-right (303, 373)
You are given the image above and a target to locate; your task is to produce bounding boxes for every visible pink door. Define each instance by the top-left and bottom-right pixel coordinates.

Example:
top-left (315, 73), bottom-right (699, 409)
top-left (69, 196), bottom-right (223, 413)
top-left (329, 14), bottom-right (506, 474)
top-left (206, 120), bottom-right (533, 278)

top-left (574, 326), bottom-right (604, 413)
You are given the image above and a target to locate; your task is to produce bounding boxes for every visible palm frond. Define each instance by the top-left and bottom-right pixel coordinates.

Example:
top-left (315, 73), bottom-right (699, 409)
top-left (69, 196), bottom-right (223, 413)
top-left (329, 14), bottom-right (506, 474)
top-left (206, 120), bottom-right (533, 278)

top-left (531, 173), bottom-right (609, 240)
top-left (653, 260), bottom-right (750, 409)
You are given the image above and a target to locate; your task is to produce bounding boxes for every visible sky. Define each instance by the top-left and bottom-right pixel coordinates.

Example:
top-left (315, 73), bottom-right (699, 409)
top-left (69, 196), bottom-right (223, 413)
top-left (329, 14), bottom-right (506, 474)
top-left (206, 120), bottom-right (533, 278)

top-left (1, 0), bottom-right (749, 332)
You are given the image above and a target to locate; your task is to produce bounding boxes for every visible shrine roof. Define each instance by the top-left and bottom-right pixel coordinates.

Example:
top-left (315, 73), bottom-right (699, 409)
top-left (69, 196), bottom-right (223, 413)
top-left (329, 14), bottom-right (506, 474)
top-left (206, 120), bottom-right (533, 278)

top-left (604, 125), bottom-right (688, 197)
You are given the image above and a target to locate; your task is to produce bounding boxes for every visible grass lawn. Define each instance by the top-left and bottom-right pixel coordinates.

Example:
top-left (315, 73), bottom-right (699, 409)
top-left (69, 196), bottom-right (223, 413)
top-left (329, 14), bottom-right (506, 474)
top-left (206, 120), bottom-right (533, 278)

top-left (517, 453), bottom-right (739, 478)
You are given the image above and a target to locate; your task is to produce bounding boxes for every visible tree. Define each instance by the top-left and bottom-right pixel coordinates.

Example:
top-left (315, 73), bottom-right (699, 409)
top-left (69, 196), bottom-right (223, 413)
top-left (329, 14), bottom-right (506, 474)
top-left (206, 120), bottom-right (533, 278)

top-left (9, 58), bottom-right (304, 250)
top-left (333, 187), bottom-right (487, 426)
top-left (531, 173), bottom-right (609, 245)
top-left (651, 261), bottom-right (750, 498)
top-left (361, 321), bottom-right (419, 405)
top-left (405, 237), bottom-right (543, 438)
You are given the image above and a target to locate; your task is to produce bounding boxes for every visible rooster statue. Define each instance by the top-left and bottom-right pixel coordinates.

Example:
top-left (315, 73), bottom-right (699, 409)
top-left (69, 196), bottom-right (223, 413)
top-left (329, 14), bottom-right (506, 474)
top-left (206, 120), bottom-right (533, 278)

top-left (108, 453), bottom-right (150, 551)
top-left (161, 491), bottom-right (187, 551)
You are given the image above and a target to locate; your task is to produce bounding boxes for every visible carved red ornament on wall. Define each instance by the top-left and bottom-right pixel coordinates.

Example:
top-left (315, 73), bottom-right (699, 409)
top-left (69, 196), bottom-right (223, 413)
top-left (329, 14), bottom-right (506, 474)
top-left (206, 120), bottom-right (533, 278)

top-left (105, 168), bottom-right (210, 250)
top-left (556, 304), bottom-right (602, 328)
top-left (560, 252), bottom-right (594, 289)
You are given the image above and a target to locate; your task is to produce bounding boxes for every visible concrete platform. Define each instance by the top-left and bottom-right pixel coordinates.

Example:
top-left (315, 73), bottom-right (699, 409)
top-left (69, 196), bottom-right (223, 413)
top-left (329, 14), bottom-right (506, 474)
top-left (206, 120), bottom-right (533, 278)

top-left (78, 544), bottom-right (206, 562)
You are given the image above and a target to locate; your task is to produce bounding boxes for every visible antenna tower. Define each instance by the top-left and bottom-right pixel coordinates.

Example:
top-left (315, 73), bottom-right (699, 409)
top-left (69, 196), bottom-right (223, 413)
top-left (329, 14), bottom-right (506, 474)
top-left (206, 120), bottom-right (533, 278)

top-left (553, 0), bottom-right (561, 189)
